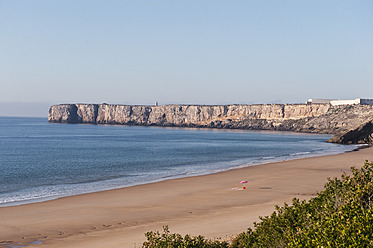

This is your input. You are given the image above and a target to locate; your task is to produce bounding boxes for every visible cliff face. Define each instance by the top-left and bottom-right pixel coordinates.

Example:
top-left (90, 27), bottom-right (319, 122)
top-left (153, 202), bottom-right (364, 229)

top-left (93, 104), bottom-right (330, 125)
top-left (48, 103), bottom-right (373, 141)
top-left (48, 104), bottom-right (79, 123)
top-left (49, 103), bottom-right (328, 125)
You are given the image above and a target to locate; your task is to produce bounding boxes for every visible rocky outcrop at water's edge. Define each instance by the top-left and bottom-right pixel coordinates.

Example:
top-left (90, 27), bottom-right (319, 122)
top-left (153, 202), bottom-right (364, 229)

top-left (48, 103), bottom-right (373, 144)
top-left (327, 120), bottom-right (373, 144)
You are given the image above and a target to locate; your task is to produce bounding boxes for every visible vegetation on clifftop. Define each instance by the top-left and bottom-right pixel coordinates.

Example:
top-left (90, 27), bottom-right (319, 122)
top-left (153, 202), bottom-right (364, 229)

top-left (143, 161), bottom-right (373, 248)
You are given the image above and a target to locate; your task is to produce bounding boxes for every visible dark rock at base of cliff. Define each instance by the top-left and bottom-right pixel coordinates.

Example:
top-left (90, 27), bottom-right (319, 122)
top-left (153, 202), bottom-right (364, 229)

top-left (327, 120), bottom-right (373, 144)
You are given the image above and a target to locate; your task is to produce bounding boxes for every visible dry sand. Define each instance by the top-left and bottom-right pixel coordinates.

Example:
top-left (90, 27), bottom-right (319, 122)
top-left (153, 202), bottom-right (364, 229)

top-left (1, 146), bottom-right (373, 248)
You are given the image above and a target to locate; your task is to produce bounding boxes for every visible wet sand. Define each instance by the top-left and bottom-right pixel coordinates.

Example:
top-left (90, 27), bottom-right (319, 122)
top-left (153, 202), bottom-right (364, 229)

top-left (1, 146), bottom-right (372, 248)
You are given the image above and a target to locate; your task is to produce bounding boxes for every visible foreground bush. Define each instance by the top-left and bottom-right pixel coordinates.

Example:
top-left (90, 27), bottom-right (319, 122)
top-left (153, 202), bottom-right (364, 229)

top-left (142, 225), bottom-right (229, 248)
top-left (143, 161), bottom-right (373, 248)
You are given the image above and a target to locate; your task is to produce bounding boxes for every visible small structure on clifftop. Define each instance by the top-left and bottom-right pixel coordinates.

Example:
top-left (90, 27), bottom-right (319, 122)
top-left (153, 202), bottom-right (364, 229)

top-left (307, 98), bottom-right (373, 106)
top-left (330, 98), bottom-right (373, 106)
top-left (306, 99), bottom-right (335, 104)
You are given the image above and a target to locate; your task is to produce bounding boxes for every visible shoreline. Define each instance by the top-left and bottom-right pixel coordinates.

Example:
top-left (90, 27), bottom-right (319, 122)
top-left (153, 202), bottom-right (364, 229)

top-left (0, 141), bottom-right (358, 208)
top-left (1, 146), bottom-right (373, 248)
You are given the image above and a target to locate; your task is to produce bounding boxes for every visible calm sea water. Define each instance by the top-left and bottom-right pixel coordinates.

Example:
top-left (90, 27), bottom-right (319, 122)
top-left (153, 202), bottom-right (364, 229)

top-left (0, 116), bottom-right (357, 206)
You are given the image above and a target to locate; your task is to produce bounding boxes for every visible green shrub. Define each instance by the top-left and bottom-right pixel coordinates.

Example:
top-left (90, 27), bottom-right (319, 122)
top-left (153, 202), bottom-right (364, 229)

top-left (142, 225), bottom-right (229, 248)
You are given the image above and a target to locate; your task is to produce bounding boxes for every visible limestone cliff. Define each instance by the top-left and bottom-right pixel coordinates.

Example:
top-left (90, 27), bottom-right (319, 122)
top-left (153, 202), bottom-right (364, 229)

top-left (48, 103), bottom-right (373, 142)
top-left (49, 103), bottom-right (328, 125)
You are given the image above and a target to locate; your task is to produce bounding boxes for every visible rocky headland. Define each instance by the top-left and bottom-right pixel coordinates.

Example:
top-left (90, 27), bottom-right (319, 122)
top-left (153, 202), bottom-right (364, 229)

top-left (327, 119), bottom-right (373, 144)
top-left (48, 103), bottom-right (373, 144)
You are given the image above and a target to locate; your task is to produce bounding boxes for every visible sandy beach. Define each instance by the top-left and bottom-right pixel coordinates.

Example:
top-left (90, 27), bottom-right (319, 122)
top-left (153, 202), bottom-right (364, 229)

top-left (1, 146), bottom-right (372, 248)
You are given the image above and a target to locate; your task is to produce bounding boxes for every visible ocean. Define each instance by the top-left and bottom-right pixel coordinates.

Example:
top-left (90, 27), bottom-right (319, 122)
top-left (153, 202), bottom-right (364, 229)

top-left (0, 116), bottom-right (358, 207)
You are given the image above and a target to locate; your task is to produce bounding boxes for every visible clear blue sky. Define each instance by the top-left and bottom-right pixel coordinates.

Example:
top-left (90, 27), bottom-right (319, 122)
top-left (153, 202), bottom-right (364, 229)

top-left (0, 0), bottom-right (372, 116)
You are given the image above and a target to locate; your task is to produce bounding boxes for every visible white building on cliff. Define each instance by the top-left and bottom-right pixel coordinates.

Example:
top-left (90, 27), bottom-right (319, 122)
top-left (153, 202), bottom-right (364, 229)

top-left (306, 98), bottom-right (373, 106)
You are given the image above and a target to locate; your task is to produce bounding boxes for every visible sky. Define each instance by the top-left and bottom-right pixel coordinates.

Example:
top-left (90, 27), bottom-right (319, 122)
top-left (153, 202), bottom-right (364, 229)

top-left (0, 0), bottom-right (372, 117)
